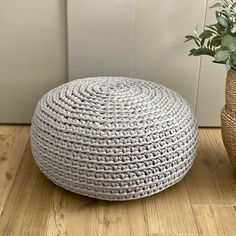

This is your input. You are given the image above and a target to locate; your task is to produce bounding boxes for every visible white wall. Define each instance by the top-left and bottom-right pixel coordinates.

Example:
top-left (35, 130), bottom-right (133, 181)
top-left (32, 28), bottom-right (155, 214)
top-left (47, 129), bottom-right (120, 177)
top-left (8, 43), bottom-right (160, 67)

top-left (0, 0), bottom-right (67, 123)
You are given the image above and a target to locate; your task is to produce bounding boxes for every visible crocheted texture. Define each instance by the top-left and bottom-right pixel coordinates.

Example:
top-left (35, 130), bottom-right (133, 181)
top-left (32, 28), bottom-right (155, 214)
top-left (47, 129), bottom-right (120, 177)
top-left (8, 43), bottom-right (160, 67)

top-left (31, 77), bottom-right (198, 201)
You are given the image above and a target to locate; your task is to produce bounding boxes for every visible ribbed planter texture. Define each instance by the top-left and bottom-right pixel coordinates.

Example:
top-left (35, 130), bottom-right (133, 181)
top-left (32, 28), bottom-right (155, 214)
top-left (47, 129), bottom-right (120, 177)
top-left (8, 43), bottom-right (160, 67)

top-left (221, 69), bottom-right (236, 168)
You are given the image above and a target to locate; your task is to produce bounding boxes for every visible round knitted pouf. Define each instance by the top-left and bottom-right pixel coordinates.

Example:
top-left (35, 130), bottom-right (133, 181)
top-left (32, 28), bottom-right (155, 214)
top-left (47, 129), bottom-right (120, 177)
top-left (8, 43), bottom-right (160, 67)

top-left (31, 77), bottom-right (198, 201)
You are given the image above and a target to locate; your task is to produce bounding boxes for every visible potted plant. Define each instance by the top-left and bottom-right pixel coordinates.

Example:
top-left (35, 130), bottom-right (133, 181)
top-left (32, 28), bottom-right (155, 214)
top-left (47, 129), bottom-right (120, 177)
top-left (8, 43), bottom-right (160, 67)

top-left (185, 0), bottom-right (236, 168)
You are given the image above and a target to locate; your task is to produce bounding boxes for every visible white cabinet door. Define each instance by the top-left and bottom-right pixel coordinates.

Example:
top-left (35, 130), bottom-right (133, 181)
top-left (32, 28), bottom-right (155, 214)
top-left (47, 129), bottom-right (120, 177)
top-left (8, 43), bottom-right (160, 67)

top-left (196, 0), bottom-right (226, 126)
top-left (68, 0), bottom-right (215, 126)
top-left (1, 0), bottom-right (224, 125)
top-left (133, 0), bottom-right (207, 110)
top-left (67, 0), bottom-right (135, 80)
top-left (0, 0), bottom-right (67, 123)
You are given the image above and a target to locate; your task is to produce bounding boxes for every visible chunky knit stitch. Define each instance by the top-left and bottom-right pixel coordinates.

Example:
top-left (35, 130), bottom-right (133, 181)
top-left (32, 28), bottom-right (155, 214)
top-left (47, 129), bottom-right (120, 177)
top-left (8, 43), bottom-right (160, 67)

top-left (30, 77), bottom-right (198, 201)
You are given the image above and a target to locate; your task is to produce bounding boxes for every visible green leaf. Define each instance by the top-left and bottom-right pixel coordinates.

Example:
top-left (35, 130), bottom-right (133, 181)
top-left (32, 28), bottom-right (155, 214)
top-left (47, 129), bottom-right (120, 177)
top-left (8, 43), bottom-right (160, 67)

top-left (214, 22), bottom-right (224, 34)
top-left (199, 30), bottom-right (213, 38)
top-left (222, 35), bottom-right (236, 51)
top-left (227, 57), bottom-right (236, 70)
top-left (210, 2), bottom-right (222, 8)
top-left (230, 53), bottom-right (236, 64)
top-left (184, 0), bottom-right (236, 62)
top-left (189, 48), bottom-right (214, 57)
top-left (207, 39), bottom-right (211, 48)
top-left (206, 25), bottom-right (217, 33)
top-left (231, 2), bottom-right (236, 9)
top-left (201, 37), bottom-right (205, 46)
top-left (217, 16), bottom-right (229, 28)
top-left (214, 50), bottom-right (230, 62)
top-left (189, 49), bottom-right (196, 56)
top-left (220, 11), bottom-right (230, 19)
top-left (211, 36), bottom-right (221, 47)
top-left (193, 38), bottom-right (201, 47)
top-left (206, 25), bottom-right (216, 30)
top-left (184, 35), bottom-right (196, 42)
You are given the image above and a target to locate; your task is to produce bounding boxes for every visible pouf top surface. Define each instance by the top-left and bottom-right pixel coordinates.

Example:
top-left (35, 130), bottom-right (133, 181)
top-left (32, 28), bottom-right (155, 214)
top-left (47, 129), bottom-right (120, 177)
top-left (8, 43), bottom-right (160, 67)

top-left (37, 77), bottom-right (188, 134)
top-left (31, 77), bottom-right (197, 201)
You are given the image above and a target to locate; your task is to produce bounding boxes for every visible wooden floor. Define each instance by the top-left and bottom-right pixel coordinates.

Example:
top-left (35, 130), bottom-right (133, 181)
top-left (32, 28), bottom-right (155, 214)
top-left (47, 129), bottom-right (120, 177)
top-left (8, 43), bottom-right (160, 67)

top-left (0, 126), bottom-right (236, 236)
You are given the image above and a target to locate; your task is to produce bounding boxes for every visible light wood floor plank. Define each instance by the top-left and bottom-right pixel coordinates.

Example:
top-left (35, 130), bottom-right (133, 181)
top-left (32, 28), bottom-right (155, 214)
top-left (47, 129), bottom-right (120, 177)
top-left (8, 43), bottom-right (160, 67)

top-left (45, 181), bottom-right (198, 236)
top-left (207, 129), bottom-right (236, 205)
top-left (96, 201), bottom-right (131, 236)
top-left (46, 188), bottom-right (100, 236)
top-left (0, 142), bottom-right (55, 236)
top-left (0, 125), bottom-right (29, 216)
top-left (142, 181), bottom-right (198, 235)
top-left (185, 129), bottom-right (236, 205)
top-left (0, 126), bottom-right (236, 235)
top-left (192, 204), bottom-right (236, 236)
top-left (44, 187), bottom-right (67, 236)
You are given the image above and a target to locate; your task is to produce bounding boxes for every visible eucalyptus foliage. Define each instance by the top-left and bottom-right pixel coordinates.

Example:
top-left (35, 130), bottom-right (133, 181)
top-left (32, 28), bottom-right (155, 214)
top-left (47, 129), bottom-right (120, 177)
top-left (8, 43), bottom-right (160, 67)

top-left (185, 0), bottom-right (236, 70)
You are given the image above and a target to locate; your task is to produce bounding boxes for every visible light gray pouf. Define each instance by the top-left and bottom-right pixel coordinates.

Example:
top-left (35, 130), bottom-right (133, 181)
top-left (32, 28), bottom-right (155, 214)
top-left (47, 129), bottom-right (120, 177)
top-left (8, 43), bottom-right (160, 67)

top-left (30, 77), bottom-right (198, 201)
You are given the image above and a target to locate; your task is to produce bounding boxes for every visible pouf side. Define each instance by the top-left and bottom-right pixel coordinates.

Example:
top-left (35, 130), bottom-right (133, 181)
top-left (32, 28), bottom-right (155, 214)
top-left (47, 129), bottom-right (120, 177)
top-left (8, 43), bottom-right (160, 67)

top-left (30, 77), bottom-right (198, 201)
